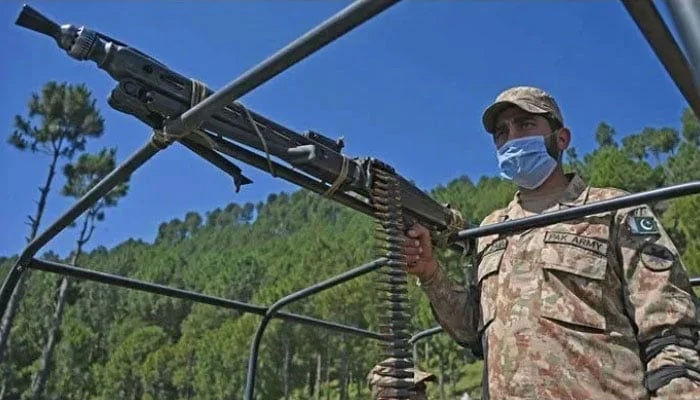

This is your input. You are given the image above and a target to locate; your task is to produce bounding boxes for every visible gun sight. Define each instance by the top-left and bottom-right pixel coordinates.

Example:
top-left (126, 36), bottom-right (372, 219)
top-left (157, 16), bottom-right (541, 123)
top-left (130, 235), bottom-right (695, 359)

top-left (15, 4), bottom-right (61, 41)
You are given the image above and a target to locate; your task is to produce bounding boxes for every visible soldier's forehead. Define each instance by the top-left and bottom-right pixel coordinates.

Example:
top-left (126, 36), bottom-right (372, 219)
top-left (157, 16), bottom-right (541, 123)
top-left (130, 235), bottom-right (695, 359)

top-left (495, 107), bottom-right (539, 123)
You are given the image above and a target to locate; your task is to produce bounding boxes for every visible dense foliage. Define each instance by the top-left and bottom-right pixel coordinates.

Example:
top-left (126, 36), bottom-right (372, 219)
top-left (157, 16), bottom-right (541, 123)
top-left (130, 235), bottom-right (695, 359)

top-left (1, 97), bottom-right (699, 399)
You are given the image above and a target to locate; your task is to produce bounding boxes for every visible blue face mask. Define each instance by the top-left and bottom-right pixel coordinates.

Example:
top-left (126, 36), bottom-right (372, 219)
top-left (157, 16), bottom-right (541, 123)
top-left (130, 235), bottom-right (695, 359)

top-left (496, 135), bottom-right (558, 190)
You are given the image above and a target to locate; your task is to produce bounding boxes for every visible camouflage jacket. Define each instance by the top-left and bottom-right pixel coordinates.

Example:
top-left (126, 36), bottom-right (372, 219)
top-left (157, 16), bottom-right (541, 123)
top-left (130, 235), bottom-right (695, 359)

top-left (421, 173), bottom-right (700, 400)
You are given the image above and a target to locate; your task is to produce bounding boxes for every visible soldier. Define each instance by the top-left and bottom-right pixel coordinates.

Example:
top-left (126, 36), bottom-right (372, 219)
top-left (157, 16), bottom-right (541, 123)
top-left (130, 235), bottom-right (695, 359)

top-left (404, 86), bottom-right (700, 399)
top-left (367, 358), bottom-right (437, 400)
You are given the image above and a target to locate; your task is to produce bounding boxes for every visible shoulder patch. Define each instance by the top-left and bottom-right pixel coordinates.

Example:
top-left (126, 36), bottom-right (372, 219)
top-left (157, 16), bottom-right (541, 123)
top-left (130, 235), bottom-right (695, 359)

top-left (544, 231), bottom-right (608, 256)
top-left (628, 216), bottom-right (659, 235)
top-left (640, 243), bottom-right (676, 271)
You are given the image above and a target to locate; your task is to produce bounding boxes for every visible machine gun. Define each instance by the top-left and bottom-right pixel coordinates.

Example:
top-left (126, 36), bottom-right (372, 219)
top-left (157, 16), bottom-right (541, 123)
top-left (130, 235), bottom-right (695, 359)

top-left (14, 4), bottom-right (467, 250)
top-left (13, 4), bottom-right (468, 398)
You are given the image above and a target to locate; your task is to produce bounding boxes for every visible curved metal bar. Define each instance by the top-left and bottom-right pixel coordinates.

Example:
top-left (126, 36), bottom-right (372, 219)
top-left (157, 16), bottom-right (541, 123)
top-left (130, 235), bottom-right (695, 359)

top-left (410, 326), bottom-right (443, 366)
top-left (409, 326), bottom-right (443, 345)
top-left (452, 181), bottom-right (700, 241)
top-left (26, 257), bottom-right (383, 339)
top-left (164, 0), bottom-right (401, 137)
top-left (243, 257), bottom-right (386, 400)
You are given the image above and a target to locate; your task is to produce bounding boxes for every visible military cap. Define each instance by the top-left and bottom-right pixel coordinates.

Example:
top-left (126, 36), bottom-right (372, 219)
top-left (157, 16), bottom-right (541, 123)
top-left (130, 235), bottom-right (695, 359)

top-left (482, 86), bottom-right (564, 134)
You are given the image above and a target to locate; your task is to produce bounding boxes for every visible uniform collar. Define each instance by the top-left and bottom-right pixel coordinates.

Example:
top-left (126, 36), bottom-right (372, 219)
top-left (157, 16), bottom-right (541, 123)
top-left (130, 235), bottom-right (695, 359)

top-left (557, 173), bottom-right (591, 207)
top-left (505, 173), bottom-right (591, 219)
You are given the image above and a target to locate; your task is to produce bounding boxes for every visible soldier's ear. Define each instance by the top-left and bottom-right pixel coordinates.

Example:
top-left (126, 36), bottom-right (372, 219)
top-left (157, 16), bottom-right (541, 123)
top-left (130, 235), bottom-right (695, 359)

top-left (556, 127), bottom-right (571, 152)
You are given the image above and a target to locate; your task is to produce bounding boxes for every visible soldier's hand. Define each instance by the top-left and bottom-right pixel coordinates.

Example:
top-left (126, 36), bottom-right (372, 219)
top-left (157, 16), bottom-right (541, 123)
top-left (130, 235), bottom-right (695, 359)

top-left (404, 223), bottom-right (438, 282)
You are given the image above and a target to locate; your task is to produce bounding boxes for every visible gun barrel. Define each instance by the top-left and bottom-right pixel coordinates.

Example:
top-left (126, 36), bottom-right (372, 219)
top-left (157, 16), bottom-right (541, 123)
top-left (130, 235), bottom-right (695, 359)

top-left (15, 4), bottom-right (60, 40)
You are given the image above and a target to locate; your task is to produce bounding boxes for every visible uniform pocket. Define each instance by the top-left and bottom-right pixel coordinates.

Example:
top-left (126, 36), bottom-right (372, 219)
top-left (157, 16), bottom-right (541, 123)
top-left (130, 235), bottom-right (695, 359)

top-left (477, 240), bottom-right (506, 333)
top-left (540, 231), bottom-right (609, 331)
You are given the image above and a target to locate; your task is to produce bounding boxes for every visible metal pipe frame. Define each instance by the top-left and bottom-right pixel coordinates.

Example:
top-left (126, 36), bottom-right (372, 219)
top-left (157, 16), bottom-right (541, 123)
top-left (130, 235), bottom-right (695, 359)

top-left (664, 0), bottom-right (700, 89)
top-left (2, 0), bottom-right (700, 396)
top-left (452, 181), bottom-right (700, 241)
top-left (621, 0), bottom-right (700, 118)
top-left (409, 326), bottom-right (443, 345)
top-left (27, 257), bottom-right (384, 340)
top-left (243, 258), bottom-right (386, 400)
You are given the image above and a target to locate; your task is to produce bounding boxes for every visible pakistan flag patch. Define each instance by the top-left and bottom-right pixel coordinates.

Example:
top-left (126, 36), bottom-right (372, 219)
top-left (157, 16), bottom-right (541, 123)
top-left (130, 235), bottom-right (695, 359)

top-left (628, 216), bottom-right (659, 235)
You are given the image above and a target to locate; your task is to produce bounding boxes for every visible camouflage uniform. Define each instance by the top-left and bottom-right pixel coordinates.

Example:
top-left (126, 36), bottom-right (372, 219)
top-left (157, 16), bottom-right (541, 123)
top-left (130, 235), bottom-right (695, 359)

top-left (420, 87), bottom-right (700, 399)
top-left (367, 358), bottom-right (436, 400)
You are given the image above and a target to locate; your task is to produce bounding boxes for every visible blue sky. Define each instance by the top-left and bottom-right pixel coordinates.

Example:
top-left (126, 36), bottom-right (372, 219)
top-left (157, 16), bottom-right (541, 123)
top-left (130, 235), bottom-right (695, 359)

top-left (0, 1), bottom-right (691, 259)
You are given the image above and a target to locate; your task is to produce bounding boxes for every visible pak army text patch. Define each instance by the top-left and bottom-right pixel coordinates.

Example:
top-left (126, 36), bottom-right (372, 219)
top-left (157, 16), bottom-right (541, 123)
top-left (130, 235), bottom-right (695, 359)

top-left (544, 231), bottom-right (608, 256)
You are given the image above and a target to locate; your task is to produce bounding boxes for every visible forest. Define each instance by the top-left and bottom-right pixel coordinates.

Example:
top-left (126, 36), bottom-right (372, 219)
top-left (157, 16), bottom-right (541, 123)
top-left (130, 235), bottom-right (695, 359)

top-left (0, 81), bottom-right (699, 399)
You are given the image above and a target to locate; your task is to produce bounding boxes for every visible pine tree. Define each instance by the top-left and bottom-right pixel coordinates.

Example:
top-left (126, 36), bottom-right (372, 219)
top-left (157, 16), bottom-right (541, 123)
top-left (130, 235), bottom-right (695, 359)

top-left (0, 81), bottom-right (104, 373)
